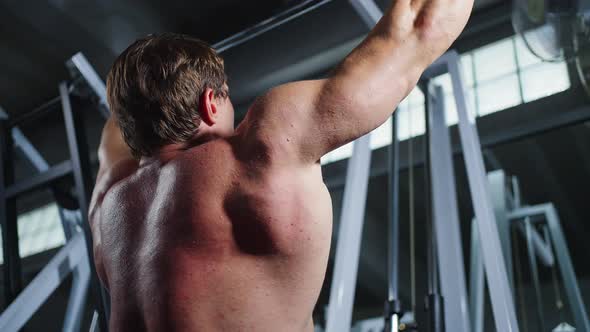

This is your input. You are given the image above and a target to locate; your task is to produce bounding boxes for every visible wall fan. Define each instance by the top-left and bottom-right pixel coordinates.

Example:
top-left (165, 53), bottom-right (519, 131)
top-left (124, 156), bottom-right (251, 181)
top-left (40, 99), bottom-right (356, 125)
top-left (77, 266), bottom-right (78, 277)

top-left (513, 0), bottom-right (590, 94)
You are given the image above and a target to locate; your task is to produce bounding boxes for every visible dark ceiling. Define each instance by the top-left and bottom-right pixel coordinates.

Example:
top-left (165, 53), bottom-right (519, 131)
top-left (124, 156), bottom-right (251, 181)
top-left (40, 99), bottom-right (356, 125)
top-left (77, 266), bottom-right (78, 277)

top-left (0, 0), bottom-right (503, 117)
top-left (0, 0), bottom-right (296, 116)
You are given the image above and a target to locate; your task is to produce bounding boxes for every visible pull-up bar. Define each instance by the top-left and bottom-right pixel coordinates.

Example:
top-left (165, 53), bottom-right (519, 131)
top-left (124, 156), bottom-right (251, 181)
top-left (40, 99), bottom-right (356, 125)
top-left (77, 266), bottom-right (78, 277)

top-left (213, 0), bottom-right (335, 53)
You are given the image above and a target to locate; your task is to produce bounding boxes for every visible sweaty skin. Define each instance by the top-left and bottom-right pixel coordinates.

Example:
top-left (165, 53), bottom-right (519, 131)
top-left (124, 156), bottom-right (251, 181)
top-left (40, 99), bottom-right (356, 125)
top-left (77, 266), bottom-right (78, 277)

top-left (90, 1), bottom-right (473, 331)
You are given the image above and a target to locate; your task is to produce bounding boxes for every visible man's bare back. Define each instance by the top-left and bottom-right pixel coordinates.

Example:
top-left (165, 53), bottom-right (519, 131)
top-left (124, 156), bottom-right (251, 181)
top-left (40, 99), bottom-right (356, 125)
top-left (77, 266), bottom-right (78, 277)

top-left (91, 0), bottom-right (473, 330)
top-left (95, 137), bottom-right (332, 331)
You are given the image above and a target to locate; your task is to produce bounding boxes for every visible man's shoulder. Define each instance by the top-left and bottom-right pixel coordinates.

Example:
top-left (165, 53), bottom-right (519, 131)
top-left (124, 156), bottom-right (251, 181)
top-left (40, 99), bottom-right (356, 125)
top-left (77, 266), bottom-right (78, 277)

top-left (89, 158), bottom-right (139, 221)
top-left (101, 159), bottom-right (141, 194)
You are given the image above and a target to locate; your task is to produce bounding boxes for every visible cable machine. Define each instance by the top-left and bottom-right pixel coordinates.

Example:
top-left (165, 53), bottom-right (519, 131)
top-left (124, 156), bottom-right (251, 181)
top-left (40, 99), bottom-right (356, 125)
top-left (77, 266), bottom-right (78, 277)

top-left (470, 170), bottom-right (590, 332)
top-left (325, 1), bottom-right (519, 331)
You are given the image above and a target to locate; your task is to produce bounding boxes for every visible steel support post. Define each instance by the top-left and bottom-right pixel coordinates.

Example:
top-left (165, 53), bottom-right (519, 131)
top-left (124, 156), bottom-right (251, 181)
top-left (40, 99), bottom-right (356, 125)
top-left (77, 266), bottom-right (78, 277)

top-left (427, 85), bottom-right (470, 332)
top-left (524, 218), bottom-right (546, 331)
top-left (469, 220), bottom-right (485, 332)
top-left (325, 130), bottom-right (372, 331)
top-left (325, 133), bottom-right (372, 332)
top-left (385, 111), bottom-right (401, 332)
top-left (67, 53), bottom-right (110, 119)
top-left (422, 81), bottom-right (443, 332)
top-left (60, 82), bottom-right (110, 331)
top-left (89, 312), bottom-right (99, 332)
top-left (325, 2), bottom-right (382, 331)
top-left (445, 51), bottom-right (519, 332)
top-left (12, 127), bottom-right (50, 171)
top-left (8, 97), bottom-right (62, 128)
top-left (515, 222), bottom-right (554, 267)
top-left (62, 249), bottom-right (91, 332)
top-left (348, 0), bottom-right (383, 27)
top-left (0, 119), bottom-right (22, 306)
top-left (471, 171), bottom-right (555, 332)
top-left (508, 204), bottom-right (590, 331)
top-left (487, 170), bottom-right (514, 290)
top-left (544, 205), bottom-right (590, 331)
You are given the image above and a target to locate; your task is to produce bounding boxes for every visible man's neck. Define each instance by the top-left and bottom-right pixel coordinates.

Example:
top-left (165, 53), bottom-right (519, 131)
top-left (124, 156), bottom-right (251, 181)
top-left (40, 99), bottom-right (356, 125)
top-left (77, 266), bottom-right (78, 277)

top-left (139, 131), bottom-right (224, 166)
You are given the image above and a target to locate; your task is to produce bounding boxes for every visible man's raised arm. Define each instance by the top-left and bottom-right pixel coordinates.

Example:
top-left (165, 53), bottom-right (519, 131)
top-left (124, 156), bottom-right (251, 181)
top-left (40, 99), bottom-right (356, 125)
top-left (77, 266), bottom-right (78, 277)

top-left (238, 0), bottom-right (473, 164)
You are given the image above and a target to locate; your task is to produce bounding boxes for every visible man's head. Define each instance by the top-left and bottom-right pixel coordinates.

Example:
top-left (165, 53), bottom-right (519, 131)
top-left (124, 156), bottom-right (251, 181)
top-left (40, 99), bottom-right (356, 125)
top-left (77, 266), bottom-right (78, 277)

top-left (106, 33), bottom-right (234, 158)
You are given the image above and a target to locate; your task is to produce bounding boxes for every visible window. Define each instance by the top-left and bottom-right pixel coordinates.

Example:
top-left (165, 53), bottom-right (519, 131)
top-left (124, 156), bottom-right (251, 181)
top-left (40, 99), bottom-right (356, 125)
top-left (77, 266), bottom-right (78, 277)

top-left (321, 35), bottom-right (571, 165)
top-left (0, 203), bottom-right (66, 264)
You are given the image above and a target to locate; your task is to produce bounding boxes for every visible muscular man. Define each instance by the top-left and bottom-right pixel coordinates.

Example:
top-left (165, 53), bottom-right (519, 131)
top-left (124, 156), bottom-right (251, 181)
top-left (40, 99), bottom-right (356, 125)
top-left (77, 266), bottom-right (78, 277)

top-left (90, 1), bottom-right (473, 330)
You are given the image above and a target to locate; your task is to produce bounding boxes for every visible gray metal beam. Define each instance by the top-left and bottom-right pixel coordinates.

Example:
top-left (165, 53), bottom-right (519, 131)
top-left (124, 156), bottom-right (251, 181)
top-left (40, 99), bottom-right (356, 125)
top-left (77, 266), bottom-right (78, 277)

top-left (524, 218), bottom-right (546, 331)
top-left (347, 0), bottom-right (382, 27)
top-left (487, 170), bottom-right (515, 290)
top-left (471, 170), bottom-right (557, 332)
top-left (469, 220), bottom-right (485, 332)
top-left (325, 132), bottom-right (373, 332)
top-left (0, 116), bottom-right (22, 305)
top-left (325, 1), bottom-right (382, 331)
top-left (12, 128), bottom-right (50, 171)
top-left (0, 108), bottom-right (50, 172)
top-left (515, 222), bottom-right (554, 267)
top-left (89, 312), bottom-right (99, 332)
top-left (481, 103), bottom-right (590, 148)
top-left (386, 109), bottom-right (401, 332)
top-left (508, 204), bottom-right (590, 331)
top-left (444, 51), bottom-right (520, 332)
top-left (67, 53), bottom-right (110, 119)
top-left (427, 85), bottom-right (470, 332)
top-left (545, 205), bottom-right (590, 332)
top-left (0, 232), bottom-right (87, 332)
top-left (62, 248), bottom-right (91, 332)
top-left (213, 0), bottom-right (335, 53)
top-left (5, 161), bottom-right (73, 199)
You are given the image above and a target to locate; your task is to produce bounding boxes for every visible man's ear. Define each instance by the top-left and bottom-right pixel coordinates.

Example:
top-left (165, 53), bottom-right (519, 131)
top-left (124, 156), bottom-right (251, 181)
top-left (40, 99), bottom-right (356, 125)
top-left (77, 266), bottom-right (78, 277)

top-left (198, 88), bottom-right (218, 126)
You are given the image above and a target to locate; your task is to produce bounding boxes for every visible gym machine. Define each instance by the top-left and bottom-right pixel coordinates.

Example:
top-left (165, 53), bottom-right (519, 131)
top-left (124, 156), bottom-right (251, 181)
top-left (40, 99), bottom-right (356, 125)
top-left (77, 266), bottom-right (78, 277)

top-left (325, 0), bottom-right (517, 330)
top-left (1, 1), bottom-right (587, 331)
top-left (469, 170), bottom-right (590, 332)
top-left (324, 1), bottom-right (590, 329)
top-left (0, 53), bottom-right (111, 331)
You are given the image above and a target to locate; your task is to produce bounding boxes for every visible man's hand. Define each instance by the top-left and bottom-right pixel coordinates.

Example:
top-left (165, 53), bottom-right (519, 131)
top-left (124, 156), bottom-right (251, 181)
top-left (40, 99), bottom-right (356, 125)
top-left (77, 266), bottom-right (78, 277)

top-left (238, 0), bottom-right (474, 165)
top-left (382, 0), bottom-right (474, 65)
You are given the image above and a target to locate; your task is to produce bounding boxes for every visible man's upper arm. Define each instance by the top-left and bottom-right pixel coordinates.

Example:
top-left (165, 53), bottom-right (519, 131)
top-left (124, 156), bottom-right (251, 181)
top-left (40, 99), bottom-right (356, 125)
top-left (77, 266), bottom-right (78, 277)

top-left (238, 62), bottom-right (416, 165)
top-left (236, 80), bottom-right (330, 165)
top-left (237, 0), bottom-right (473, 165)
